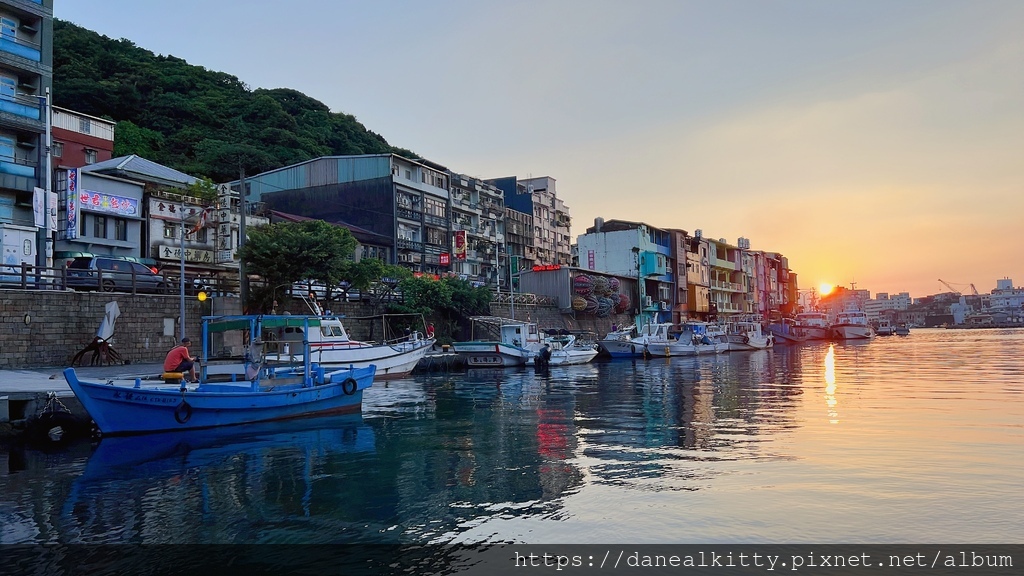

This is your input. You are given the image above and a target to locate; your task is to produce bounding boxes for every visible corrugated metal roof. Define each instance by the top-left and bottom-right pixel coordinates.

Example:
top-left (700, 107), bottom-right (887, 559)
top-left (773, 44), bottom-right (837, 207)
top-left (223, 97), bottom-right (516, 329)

top-left (81, 154), bottom-right (198, 188)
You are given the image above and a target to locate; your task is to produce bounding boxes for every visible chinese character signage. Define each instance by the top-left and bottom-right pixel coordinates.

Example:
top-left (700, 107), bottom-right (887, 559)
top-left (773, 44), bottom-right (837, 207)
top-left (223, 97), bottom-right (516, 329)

top-left (157, 244), bottom-right (215, 264)
top-left (454, 230), bottom-right (467, 260)
top-left (440, 252), bottom-right (450, 266)
top-left (78, 189), bottom-right (139, 217)
top-left (66, 168), bottom-right (78, 239)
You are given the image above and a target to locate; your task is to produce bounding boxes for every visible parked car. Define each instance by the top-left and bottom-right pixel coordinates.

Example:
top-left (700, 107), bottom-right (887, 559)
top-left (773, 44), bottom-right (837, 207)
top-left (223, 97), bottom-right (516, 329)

top-left (65, 257), bottom-right (169, 294)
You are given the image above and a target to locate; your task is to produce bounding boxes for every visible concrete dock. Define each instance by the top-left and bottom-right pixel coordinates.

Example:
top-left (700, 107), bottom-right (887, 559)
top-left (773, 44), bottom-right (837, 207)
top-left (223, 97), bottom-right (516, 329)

top-left (0, 362), bottom-right (164, 430)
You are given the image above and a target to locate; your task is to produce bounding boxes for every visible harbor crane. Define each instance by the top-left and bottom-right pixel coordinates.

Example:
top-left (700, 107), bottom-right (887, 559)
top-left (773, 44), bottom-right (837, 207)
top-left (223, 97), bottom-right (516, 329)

top-left (938, 279), bottom-right (979, 296)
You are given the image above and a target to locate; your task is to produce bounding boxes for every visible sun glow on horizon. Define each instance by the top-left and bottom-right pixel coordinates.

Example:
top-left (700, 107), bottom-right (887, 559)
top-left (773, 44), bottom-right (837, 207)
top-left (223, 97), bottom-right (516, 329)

top-left (819, 283), bottom-right (834, 296)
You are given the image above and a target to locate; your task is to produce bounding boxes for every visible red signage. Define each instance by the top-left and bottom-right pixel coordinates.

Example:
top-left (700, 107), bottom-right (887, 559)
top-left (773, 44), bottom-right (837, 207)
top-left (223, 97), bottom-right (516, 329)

top-left (454, 231), bottom-right (467, 260)
top-left (532, 264), bottom-right (562, 272)
top-left (440, 252), bottom-right (450, 266)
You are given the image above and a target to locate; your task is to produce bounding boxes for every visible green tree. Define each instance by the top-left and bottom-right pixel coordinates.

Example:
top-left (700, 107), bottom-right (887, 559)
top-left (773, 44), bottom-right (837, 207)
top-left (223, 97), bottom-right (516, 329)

top-left (237, 220), bottom-right (357, 311)
top-left (113, 120), bottom-right (165, 158)
top-left (186, 177), bottom-right (220, 204)
top-left (53, 19), bottom-right (418, 183)
top-left (389, 276), bottom-right (492, 344)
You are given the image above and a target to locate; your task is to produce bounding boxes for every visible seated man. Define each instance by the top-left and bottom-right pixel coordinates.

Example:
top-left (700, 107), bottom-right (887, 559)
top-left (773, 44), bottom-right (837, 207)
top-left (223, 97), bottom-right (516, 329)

top-left (164, 337), bottom-right (198, 383)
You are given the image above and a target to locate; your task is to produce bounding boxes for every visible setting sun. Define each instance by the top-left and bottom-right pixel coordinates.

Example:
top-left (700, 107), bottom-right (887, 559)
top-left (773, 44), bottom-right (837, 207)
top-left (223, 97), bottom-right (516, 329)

top-left (819, 283), bottom-right (834, 296)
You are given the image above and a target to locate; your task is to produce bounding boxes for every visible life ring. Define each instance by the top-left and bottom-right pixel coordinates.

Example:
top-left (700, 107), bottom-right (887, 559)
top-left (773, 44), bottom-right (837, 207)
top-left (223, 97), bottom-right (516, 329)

top-left (742, 335), bottom-right (750, 344)
top-left (342, 377), bottom-right (358, 395)
top-left (174, 400), bottom-right (192, 424)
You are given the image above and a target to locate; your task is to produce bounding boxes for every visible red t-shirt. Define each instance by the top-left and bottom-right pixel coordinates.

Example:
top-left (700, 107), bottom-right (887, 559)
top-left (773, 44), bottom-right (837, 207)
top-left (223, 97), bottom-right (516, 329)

top-left (164, 345), bottom-right (193, 371)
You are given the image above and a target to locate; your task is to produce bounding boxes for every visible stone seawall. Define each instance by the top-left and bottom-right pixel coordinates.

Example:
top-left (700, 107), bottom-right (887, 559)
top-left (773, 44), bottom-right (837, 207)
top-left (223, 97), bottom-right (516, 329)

top-left (1, 290), bottom-right (634, 369)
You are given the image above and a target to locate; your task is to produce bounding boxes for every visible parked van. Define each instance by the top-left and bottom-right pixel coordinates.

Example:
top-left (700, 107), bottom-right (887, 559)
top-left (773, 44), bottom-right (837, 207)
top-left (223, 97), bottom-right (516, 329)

top-left (65, 257), bottom-right (169, 294)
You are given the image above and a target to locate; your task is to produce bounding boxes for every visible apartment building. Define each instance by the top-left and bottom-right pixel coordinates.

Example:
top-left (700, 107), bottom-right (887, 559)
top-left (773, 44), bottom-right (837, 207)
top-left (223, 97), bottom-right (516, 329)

top-left (449, 173), bottom-right (504, 287)
top-left (50, 105), bottom-right (114, 168)
top-left (518, 176), bottom-right (572, 267)
top-left (0, 0), bottom-right (51, 272)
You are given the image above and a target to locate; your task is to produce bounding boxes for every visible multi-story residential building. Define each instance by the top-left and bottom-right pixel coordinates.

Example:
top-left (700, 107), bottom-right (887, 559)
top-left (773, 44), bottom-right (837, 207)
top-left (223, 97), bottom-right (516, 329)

top-left (51, 106), bottom-right (113, 168)
top-left (748, 249), bottom-right (792, 321)
top-left (577, 218), bottom-right (674, 325)
top-left (989, 278), bottom-right (1023, 315)
top-left (707, 236), bottom-right (746, 319)
top-left (0, 0), bottom-right (51, 273)
top-left (518, 176), bottom-right (572, 267)
top-left (241, 154), bottom-right (455, 277)
top-left (682, 229), bottom-right (711, 322)
top-left (449, 173), bottom-right (504, 287)
top-left (488, 176), bottom-right (535, 287)
top-left (667, 228), bottom-right (690, 324)
top-left (864, 291), bottom-right (912, 320)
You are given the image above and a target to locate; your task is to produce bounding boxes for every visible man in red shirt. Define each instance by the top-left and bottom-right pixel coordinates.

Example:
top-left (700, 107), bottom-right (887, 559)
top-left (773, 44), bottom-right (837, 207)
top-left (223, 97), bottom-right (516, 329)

top-left (164, 337), bottom-right (198, 383)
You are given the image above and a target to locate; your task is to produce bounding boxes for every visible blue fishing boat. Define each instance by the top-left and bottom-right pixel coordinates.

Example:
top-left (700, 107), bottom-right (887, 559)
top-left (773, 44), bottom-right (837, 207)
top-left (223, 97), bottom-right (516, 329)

top-left (63, 315), bottom-right (376, 435)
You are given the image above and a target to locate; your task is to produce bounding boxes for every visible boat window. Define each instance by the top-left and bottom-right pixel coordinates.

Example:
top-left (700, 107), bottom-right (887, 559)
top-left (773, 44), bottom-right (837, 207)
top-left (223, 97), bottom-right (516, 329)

top-left (321, 326), bottom-right (332, 337)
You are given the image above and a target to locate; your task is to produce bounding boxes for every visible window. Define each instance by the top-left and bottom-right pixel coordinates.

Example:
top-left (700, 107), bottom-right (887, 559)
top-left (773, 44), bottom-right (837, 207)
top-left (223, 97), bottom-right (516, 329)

top-left (113, 218), bottom-right (127, 241)
top-left (84, 148), bottom-right (97, 164)
top-left (164, 223), bottom-right (178, 239)
top-left (80, 213), bottom-right (87, 237)
top-left (423, 196), bottom-right (446, 218)
top-left (94, 215), bottom-right (107, 238)
top-left (0, 16), bottom-right (17, 40)
top-left (196, 227), bottom-right (207, 242)
top-left (0, 133), bottom-right (15, 161)
top-left (0, 74), bottom-right (15, 101)
top-left (51, 141), bottom-right (63, 157)
top-left (404, 169), bottom-right (411, 180)
top-left (79, 117), bottom-right (92, 134)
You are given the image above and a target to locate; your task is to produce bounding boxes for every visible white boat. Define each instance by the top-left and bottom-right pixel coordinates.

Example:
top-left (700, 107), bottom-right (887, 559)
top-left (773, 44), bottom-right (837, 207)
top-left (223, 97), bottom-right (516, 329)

top-left (527, 331), bottom-right (599, 367)
top-left (597, 322), bottom-right (674, 358)
top-left (258, 314), bottom-right (434, 379)
top-left (875, 318), bottom-right (895, 336)
top-left (595, 324), bottom-right (636, 356)
top-left (722, 320), bottom-right (775, 351)
top-left (831, 309), bottom-right (875, 339)
top-left (645, 322), bottom-right (728, 357)
top-left (452, 317), bottom-right (542, 367)
top-left (792, 312), bottom-right (831, 340)
top-left (894, 322), bottom-right (911, 336)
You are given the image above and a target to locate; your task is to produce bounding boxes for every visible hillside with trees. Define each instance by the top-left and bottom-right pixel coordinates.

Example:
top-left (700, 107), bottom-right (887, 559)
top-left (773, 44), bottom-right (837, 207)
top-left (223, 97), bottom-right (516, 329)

top-left (52, 20), bottom-right (417, 182)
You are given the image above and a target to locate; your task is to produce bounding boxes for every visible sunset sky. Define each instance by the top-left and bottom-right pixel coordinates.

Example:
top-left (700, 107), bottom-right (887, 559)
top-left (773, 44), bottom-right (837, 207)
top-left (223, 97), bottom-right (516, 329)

top-left (56, 1), bottom-right (1024, 298)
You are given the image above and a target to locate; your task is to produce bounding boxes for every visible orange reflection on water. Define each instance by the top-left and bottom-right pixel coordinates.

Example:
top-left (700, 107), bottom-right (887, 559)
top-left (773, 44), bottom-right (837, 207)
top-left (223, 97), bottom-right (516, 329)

top-left (824, 344), bottom-right (838, 423)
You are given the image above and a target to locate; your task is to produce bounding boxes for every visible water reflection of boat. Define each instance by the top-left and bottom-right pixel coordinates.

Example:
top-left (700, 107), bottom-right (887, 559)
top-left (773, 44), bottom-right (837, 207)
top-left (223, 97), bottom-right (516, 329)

top-left (75, 414), bottom-right (375, 479)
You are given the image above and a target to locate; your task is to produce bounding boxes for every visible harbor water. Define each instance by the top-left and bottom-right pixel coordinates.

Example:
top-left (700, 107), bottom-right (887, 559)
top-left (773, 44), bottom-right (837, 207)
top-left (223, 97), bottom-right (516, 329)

top-left (2, 328), bottom-right (1022, 546)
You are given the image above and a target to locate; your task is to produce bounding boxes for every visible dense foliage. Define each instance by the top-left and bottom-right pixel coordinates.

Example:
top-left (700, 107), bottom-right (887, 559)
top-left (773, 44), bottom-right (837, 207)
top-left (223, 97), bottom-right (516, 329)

top-left (53, 20), bottom-right (418, 182)
top-left (390, 277), bottom-right (493, 344)
top-left (237, 220), bottom-right (358, 311)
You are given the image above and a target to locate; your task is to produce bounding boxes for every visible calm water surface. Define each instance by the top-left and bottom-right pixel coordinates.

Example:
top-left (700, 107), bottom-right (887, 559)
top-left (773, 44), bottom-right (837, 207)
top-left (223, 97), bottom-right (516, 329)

top-left (2, 328), bottom-right (1022, 544)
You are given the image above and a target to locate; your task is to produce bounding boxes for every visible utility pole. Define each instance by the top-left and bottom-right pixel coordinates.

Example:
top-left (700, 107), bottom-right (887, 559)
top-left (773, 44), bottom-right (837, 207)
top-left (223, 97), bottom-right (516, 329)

top-left (238, 167), bottom-right (248, 312)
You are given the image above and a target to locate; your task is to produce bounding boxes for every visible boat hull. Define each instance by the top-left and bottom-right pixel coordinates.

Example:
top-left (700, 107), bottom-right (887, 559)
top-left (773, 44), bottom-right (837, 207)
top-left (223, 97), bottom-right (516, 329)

top-left (597, 339), bottom-right (646, 357)
top-left (645, 341), bottom-right (727, 357)
top-left (268, 339), bottom-right (433, 379)
top-left (452, 341), bottom-right (531, 367)
top-left (527, 348), bottom-right (599, 366)
top-left (793, 326), bottom-right (831, 340)
top-left (831, 324), bottom-right (874, 339)
top-left (64, 365), bottom-right (375, 435)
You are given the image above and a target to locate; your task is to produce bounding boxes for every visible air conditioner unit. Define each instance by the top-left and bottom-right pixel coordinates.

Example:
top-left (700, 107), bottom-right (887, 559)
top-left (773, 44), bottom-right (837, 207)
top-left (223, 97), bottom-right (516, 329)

top-left (644, 295), bottom-right (653, 308)
top-left (659, 301), bottom-right (669, 311)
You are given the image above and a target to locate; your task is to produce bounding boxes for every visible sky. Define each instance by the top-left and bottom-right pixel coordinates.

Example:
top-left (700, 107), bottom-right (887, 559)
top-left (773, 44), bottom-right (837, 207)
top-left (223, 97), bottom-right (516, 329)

top-left (54, 0), bottom-right (1024, 298)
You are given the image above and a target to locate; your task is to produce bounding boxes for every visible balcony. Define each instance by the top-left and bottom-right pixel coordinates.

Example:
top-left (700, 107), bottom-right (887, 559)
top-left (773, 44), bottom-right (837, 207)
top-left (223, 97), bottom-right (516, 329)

top-left (0, 35), bottom-right (41, 63)
top-left (0, 155), bottom-right (35, 178)
top-left (397, 238), bottom-right (423, 251)
top-left (0, 94), bottom-right (40, 121)
top-left (397, 207), bottom-right (421, 221)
